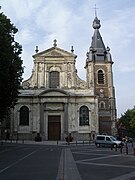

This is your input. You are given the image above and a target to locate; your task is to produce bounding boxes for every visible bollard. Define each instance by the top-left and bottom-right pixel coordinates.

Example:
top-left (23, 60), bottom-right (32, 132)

top-left (125, 143), bottom-right (128, 154)
top-left (111, 145), bottom-right (113, 150)
top-left (126, 146), bottom-right (128, 154)
top-left (115, 145), bottom-right (117, 151)
top-left (133, 148), bottom-right (135, 156)
top-left (120, 145), bottom-right (122, 153)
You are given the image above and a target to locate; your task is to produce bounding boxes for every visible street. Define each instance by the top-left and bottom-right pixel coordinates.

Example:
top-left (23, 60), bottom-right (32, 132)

top-left (0, 144), bottom-right (61, 180)
top-left (71, 144), bottom-right (135, 180)
top-left (0, 142), bottom-right (135, 180)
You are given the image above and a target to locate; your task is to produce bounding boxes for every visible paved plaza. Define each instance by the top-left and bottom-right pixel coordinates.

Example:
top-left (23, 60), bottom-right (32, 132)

top-left (0, 141), bottom-right (135, 180)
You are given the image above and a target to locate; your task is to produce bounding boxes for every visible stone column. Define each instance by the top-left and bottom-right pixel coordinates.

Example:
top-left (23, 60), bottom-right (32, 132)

top-left (64, 103), bottom-right (68, 136)
top-left (40, 103), bottom-right (44, 137)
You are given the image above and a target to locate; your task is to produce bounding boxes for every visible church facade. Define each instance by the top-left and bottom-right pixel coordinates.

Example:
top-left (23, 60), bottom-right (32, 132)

top-left (10, 15), bottom-right (117, 140)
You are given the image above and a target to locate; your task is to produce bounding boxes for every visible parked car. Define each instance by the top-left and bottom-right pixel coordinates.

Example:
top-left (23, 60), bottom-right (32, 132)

top-left (95, 135), bottom-right (124, 148)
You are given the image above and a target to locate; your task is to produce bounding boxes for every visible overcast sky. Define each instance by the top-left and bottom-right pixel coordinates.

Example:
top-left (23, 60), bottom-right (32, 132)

top-left (1, 0), bottom-right (135, 117)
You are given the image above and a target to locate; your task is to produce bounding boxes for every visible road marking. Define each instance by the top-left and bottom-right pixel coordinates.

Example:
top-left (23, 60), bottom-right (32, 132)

top-left (73, 151), bottom-right (117, 156)
top-left (76, 161), bottom-right (135, 169)
top-left (56, 148), bottom-right (82, 180)
top-left (0, 149), bottom-right (38, 174)
top-left (75, 154), bottom-right (120, 162)
top-left (56, 149), bottom-right (65, 180)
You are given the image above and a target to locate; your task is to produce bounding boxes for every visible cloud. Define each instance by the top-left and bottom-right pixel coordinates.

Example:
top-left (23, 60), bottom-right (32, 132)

top-left (102, 7), bottom-right (135, 49)
top-left (1, 0), bottom-right (43, 20)
top-left (16, 28), bottom-right (34, 45)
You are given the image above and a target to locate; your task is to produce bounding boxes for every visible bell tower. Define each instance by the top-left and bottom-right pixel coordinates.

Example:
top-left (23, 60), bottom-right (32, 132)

top-left (85, 15), bottom-right (117, 135)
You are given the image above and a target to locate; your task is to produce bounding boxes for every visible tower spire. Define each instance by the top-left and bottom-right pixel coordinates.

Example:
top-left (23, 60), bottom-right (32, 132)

top-left (87, 10), bottom-right (110, 62)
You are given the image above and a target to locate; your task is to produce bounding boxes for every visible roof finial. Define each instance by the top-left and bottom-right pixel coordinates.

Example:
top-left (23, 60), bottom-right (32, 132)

top-left (71, 46), bottom-right (74, 53)
top-left (53, 39), bottom-right (57, 47)
top-left (35, 46), bottom-right (39, 53)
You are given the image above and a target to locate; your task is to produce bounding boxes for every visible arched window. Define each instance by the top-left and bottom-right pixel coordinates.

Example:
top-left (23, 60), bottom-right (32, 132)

top-left (49, 71), bottom-right (59, 88)
top-left (20, 106), bottom-right (29, 126)
top-left (99, 101), bottom-right (105, 109)
top-left (98, 70), bottom-right (104, 84)
top-left (79, 106), bottom-right (89, 126)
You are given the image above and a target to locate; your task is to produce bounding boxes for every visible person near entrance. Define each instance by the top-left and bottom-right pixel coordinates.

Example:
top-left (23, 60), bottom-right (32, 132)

top-left (65, 133), bottom-right (73, 145)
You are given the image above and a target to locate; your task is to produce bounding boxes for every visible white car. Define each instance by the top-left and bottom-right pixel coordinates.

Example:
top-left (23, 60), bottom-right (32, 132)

top-left (95, 135), bottom-right (123, 147)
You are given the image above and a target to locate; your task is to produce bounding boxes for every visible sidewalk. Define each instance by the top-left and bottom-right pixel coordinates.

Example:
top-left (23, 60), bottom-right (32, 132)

top-left (0, 139), bottom-right (94, 146)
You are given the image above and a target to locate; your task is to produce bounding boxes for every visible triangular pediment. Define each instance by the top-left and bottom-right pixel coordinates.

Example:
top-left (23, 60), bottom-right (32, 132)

top-left (39, 89), bottom-right (69, 97)
top-left (33, 47), bottom-right (77, 58)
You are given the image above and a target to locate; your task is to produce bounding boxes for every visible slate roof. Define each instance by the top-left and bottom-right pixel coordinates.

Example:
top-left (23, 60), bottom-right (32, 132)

top-left (90, 16), bottom-right (107, 61)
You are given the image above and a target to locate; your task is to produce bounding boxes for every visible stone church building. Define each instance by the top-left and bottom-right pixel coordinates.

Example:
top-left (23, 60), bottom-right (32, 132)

top-left (11, 15), bottom-right (117, 140)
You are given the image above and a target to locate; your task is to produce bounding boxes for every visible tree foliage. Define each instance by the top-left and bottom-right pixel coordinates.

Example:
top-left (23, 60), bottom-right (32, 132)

top-left (0, 12), bottom-right (23, 121)
top-left (118, 107), bottom-right (135, 137)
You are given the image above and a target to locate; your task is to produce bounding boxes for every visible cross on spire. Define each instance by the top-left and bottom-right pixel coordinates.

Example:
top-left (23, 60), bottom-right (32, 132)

top-left (93, 4), bottom-right (98, 17)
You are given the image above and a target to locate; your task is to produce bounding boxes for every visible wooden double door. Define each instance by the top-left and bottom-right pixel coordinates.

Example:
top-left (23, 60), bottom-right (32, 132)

top-left (48, 115), bottom-right (61, 140)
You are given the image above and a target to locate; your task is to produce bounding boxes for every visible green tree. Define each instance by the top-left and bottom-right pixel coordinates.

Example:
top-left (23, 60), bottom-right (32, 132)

top-left (0, 12), bottom-right (23, 122)
top-left (118, 107), bottom-right (135, 137)
top-left (129, 108), bottom-right (135, 130)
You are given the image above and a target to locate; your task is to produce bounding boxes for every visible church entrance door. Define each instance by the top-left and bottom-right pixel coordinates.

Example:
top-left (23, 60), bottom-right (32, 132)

top-left (48, 115), bottom-right (61, 140)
